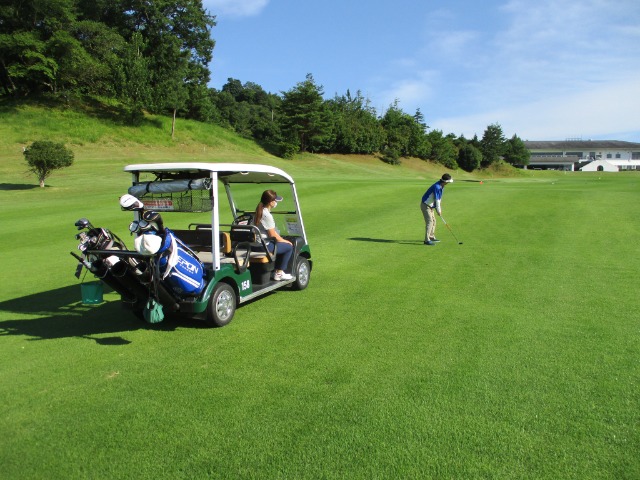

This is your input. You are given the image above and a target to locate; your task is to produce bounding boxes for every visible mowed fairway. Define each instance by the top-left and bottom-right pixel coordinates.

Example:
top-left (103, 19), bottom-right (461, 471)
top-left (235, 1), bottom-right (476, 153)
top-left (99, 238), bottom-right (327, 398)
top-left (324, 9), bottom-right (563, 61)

top-left (1, 155), bottom-right (638, 479)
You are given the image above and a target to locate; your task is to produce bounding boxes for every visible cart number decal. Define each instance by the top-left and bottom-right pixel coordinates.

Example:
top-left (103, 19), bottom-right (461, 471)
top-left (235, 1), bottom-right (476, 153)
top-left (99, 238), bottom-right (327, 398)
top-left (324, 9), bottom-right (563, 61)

top-left (241, 280), bottom-right (251, 291)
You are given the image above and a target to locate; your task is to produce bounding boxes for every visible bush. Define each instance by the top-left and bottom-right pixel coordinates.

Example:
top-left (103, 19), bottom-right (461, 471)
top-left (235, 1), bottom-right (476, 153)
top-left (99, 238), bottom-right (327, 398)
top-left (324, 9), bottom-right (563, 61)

top-left (23, 140), bottom-right (74, 187)
top-left (457, 143), bottom-right (482, 172)
top-left (381, 146), bottom-right (401, 165)
top-left (278, 140), bottom-right (299, 159)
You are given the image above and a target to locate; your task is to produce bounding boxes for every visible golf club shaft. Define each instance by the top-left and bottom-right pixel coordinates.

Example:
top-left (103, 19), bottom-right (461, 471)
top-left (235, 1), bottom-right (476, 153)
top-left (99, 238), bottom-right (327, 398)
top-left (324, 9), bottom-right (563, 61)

top-left (441, 217), bottom-right (462, 243)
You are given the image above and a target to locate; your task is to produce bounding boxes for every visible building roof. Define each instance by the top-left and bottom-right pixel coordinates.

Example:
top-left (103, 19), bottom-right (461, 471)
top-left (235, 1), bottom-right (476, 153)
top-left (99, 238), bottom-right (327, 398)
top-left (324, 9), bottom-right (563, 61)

top-left (529, 155), bottom-right (579, 164)
top-left (524, 140), bottom-right (640, 150)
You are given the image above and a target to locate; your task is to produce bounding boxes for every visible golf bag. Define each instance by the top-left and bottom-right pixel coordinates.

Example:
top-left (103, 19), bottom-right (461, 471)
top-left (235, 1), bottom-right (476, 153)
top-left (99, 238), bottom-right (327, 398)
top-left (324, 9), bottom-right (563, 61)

top-left (139, 228), bottom-right (206, 297)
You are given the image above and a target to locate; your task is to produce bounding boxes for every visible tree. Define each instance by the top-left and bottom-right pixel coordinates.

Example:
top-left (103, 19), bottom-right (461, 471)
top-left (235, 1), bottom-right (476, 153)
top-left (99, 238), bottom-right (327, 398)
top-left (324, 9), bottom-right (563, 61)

top-left (427, 130), bottom-right (458, 169)
top-left (162, 72), bottom-right (189, 139)
top-left (0, 0), bottom-right (73, 96)
top-left (217, 78), bottom-right (279, 139)
top-left (23, 140), bottom-right (74, 187)
top-left (116, 31), bottom-right (151, 124)
top-left (409, 108), bottom-right (432, 159)
top-left (116, 0), bottom-right (215, 117)
top-left (324, 90), bottom-right (384, 154)
top-left (222, 78), bottom-right (244, 100)
top-left (0, 31), bottom-right (58, 95)
top-left (0, 1), bottom-right (119, 96)
top-left (153, 38), bottom-right (190, 138)
top-left (503, 134), bottom-right (530, 166)
top-left (0, 0), bottom-right (216, 115)
top-left (457, 142), bottom-right (482, 172)
top-left (280, 74), bottom-right (331, 153)
top-left (184, 82), bottom-right (217, 122)
top-left (480, 123), bottom-right (506, 167)
top-left (380, 101), bottom-right (412, 158)
top-left (380, 102), bottom-right (431, 160)
top-left (46, 29), bottom-right (96, 93)
top-left (74, 20), bottom-right (127, 97)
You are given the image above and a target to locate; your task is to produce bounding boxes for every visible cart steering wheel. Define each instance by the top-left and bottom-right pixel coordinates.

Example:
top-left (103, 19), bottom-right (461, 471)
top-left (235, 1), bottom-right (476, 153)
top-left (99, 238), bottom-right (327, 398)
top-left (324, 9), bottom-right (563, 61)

top-left (233, 213), bottom-right (254, 225)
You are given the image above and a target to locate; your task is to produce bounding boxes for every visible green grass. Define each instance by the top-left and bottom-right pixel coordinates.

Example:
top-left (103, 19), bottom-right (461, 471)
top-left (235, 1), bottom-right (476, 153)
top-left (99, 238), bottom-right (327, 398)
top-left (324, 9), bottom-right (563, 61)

top-left (1, 105), bottom-right (639, 479)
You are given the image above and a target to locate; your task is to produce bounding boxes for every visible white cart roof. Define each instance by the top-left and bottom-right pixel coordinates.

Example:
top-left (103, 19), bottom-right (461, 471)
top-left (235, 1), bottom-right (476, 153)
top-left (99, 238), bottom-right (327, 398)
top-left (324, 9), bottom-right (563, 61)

top-left (124, 163), bottom-right (294, 184)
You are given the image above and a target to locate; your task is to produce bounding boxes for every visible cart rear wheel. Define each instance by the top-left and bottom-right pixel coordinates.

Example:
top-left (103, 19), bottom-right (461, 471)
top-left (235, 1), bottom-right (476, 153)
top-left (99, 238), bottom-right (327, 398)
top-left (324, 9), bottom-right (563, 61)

top-left (206, 283), bottom-right (236, 327)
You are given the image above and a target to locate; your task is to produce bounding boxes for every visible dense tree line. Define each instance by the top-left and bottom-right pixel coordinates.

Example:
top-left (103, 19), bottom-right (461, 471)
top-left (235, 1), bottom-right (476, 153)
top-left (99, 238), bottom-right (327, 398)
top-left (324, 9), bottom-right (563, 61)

top-left (0, 0), bottom-right (530, 170)
top-left (0, 0), bottom-right (215, 128)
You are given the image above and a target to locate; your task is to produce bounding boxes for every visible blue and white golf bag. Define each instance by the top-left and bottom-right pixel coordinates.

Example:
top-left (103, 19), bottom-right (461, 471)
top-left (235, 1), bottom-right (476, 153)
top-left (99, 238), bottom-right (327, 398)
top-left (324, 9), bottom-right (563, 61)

top-left (157, 229), bottom-right (205, 296)
top-left (135, 229), bottom-right (205, 297)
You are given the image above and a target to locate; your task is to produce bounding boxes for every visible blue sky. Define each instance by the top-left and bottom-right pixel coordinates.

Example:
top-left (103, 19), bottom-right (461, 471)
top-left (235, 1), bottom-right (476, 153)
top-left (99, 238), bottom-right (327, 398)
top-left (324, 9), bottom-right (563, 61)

top-left (203, 0), bottom-right (640, 142)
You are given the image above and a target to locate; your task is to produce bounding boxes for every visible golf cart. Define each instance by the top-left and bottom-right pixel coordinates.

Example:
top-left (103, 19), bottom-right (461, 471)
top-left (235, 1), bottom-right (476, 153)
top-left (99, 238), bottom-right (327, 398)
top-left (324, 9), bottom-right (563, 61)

top-left (71, 163), bottom-right (312, 327)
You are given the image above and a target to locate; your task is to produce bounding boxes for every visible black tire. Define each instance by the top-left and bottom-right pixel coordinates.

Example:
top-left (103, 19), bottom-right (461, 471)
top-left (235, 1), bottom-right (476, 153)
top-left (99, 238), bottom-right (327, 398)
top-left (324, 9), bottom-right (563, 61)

top-left (205, 282), bottom-right (236, 327)
top-left (292, 256), bottom-right (311, 291)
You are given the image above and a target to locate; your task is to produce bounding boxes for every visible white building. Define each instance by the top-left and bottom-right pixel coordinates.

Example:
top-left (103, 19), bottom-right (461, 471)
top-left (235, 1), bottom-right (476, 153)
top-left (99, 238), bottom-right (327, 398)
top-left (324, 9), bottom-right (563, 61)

top-left (579, 160), bottom-right (619, 172)
top-left (523, 140), bottom-right (640, 171)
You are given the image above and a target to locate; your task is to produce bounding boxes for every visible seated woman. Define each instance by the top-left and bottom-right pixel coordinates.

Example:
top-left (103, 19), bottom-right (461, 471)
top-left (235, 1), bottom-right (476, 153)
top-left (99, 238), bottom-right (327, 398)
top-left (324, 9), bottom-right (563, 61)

top-left (254, 189), bottom-right (294, 281)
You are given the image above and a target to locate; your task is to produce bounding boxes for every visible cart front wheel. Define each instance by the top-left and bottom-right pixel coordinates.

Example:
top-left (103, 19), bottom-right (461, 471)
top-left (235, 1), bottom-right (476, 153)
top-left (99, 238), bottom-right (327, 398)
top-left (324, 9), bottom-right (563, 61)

top-left (292, 256), bottom-right (310, 291)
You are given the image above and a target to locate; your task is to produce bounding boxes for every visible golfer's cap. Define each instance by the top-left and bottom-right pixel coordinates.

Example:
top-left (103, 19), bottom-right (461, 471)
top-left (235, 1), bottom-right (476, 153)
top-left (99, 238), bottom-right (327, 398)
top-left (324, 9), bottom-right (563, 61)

top-left (275, 195), bottom-right (283, 201)
top-left (441, 174), bottom-right (453, 183)
top-left (134, 234), bottom-right (162, 255)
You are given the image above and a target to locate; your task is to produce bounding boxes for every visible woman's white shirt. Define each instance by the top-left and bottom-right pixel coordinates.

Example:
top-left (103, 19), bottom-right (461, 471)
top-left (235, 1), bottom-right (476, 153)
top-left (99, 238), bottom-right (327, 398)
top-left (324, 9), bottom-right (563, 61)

top-left (259, 208), bottom-right (276, 238)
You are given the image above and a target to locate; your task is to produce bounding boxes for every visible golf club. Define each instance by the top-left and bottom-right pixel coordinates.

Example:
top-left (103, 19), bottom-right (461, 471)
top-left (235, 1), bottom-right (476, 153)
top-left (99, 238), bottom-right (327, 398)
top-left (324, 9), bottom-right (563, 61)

top-left (440, 217), bottom-right (463, 244)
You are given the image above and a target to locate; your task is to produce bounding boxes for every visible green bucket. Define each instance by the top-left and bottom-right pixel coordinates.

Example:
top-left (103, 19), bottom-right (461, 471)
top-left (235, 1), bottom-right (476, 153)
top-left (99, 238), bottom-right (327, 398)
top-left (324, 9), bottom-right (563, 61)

top-left (81, 281), bottom-right (104, 305)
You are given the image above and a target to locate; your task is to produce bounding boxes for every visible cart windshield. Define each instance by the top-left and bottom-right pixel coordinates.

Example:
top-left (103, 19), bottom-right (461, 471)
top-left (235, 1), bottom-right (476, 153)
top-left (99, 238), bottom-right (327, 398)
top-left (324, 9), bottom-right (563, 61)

top-left (224, 182), bottom-right (303, 237)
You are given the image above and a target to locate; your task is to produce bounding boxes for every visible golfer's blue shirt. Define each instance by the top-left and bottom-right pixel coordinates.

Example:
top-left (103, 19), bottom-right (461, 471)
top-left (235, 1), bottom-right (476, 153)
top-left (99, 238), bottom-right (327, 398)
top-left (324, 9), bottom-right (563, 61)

top-left (422, 182), bottom-right (444, 212)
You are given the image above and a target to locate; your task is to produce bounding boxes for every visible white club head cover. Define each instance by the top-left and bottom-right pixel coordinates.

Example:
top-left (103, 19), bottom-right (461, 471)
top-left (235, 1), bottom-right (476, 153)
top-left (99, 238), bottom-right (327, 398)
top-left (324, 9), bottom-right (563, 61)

top-left (134, 234), bottom-right (162, 256)
top-left (120, 194), bottom-right (144, 210)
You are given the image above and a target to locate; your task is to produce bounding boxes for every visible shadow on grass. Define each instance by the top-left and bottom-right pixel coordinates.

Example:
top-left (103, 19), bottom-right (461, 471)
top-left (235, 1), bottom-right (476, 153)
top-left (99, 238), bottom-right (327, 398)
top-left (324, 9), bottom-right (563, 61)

top-left (0, 284), bottom-right (182, 344)
top-left (0, 183), bottom-right (40, 191)
top-left (349, 237), bottom-right (424, 245)
top-left (68, 96), bottom-right (164, 129)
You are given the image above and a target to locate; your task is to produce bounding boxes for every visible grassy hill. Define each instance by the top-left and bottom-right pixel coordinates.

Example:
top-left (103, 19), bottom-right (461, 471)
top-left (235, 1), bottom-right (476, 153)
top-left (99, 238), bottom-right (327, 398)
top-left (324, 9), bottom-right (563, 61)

top-left (0, 98), bottom-right (529, 185)
top-left (0, 99), bottom-right (270, 164)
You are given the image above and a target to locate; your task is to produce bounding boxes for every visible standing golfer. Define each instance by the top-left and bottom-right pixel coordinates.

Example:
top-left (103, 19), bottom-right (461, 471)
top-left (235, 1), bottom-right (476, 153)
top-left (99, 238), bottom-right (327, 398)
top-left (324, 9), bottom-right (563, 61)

top-left (420, 173), bottom-right (453, 245)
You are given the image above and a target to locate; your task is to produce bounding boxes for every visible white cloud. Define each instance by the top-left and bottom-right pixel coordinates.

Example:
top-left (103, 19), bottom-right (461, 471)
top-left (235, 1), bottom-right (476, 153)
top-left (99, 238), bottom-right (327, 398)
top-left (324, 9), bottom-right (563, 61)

top-left (377, 71), bottom-right (438, 112)
top-left (203, 0), bottom-right (269, 17)
top-left (502, 2), bottom-right (638, 79)
top-left (426, 30), bottom-right (480, 61)
top-left (386, 0), bottom-right (640, 140)
top-left (431, 77), bottom-right (640, 141)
